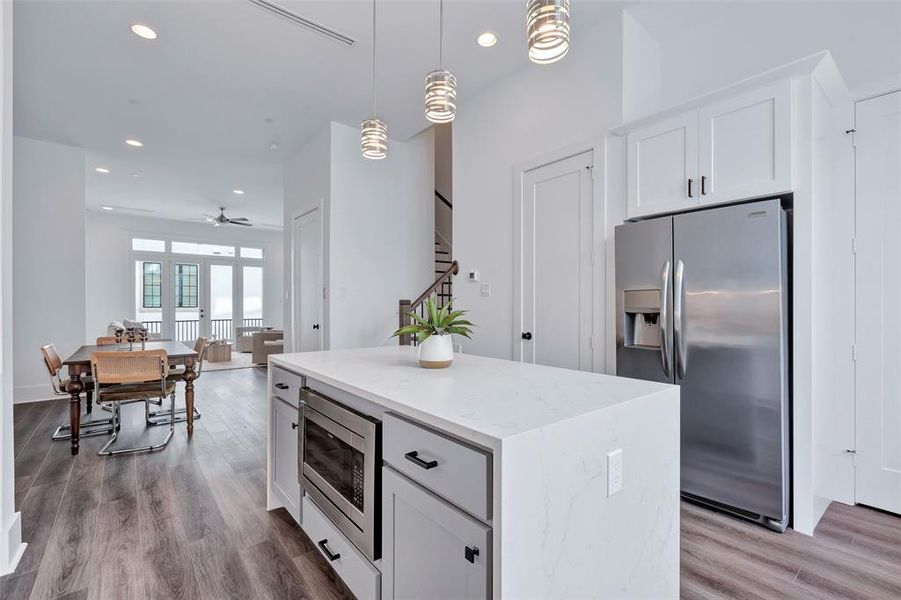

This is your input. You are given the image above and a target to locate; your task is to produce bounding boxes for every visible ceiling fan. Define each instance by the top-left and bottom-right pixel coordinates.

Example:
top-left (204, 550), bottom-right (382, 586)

top-left (203, 207), bottom-right (253, 227)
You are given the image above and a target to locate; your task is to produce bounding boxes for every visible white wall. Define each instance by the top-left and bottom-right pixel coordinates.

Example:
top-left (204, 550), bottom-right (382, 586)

top-left (452, 15), bottom-right (623, 360)
top-left (85, 211), bottom-right (284, 340)
top-left (0, 0), bottom-right (25, 575)
top-left (13, 136), bottom-right (85, 404)
top-left (622, 11), bottom-right (661, 122)
top-left (626, 1), bottom-right (901, 117)
top-left (283, 122), bottom-right (434, 352)
top-left (328, 122), bottom-right (434, 349)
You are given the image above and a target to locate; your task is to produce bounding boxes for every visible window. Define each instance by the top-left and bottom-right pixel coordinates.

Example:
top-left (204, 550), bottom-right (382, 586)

top-left (142, 262), bottom-right (162, 308)
top-left (240, 247), bottom-right (264, 259)
top-left (132, 238), bottom-right (165, 252)
top-left (171, 241), bottom-right (236, 257)
top-left (175, 264), bottom-right (198, 308)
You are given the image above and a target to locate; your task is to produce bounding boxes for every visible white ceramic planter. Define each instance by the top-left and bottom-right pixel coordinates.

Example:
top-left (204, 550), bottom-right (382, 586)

top-left (418, 334), bottom-right (453, 369)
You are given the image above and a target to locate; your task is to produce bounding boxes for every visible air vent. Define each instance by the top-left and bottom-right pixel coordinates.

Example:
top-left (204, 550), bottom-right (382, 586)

top-left (247, 0), bottom-right (355, 46)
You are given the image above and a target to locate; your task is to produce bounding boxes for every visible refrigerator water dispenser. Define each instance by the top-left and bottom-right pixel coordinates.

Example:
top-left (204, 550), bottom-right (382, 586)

top-left (623, 289), bottom-right (662, 350)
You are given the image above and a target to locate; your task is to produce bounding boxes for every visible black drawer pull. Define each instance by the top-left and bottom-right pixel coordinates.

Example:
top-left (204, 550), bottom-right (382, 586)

top-left (318, 539), bottom-right (340, 562)
top-left (465, 546), bottom-right (479, 563)
top-left (275, 383), bottom-right (289, 390)
top-left (405, 450), bottom-right (438, 470)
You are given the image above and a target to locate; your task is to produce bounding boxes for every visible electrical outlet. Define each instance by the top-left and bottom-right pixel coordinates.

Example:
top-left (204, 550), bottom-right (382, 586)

top-left (480, 283), bottom-right (490, 297)
top-left (607, 449), bottom-right (623, 497)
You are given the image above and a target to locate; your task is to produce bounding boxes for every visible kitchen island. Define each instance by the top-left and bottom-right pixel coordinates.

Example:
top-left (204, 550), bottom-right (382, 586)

top-left (267, 346), bottom-right (679, 599)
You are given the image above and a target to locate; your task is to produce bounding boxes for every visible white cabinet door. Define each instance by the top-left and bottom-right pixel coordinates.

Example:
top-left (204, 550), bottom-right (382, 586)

top-left (271, 396), bottom-right (300, 521)
top-left (699, 80), bottom-right (792, 205)
top-left (628, 111), bottom-right (699, 218)
top-left (382, 467), bottom-right (490, 600)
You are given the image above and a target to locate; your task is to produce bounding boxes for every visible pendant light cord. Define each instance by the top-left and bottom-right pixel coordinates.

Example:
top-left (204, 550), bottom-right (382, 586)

top-left (371, 0), bottom-right (377, 117)
top-left (438, 0), bottom-right (444, 68)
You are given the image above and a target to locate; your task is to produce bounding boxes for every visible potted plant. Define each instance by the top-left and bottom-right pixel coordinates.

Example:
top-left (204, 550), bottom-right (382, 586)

top-left (393, 296), bottom-right (474, 369)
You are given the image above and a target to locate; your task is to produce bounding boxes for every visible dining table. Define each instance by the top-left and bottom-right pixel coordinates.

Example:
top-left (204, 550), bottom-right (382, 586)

top-left (62, 340), bottom-right (198, 455)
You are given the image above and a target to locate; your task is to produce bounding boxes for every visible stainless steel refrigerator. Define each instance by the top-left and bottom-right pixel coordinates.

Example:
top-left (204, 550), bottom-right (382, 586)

top-left (615, 198), bottom-right (790, 532)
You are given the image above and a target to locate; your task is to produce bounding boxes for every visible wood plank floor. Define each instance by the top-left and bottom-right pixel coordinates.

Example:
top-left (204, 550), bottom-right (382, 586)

top-left (2, 367), bottom-right (900, 599)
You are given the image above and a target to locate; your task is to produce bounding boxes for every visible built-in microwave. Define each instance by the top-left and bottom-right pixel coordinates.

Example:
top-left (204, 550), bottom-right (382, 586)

top-left (298, 387), bottom-right (381, 560)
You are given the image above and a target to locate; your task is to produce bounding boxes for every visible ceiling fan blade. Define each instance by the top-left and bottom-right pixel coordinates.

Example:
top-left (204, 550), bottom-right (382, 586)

top-left (229, 220), bottom-right (253, 226)
top-left (229, 217), bottom-right (250, 222)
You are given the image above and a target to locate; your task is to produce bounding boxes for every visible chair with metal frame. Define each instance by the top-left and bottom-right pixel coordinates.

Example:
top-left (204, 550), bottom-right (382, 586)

top-left (145, 337), bottom-right (208, 427)
top-left (42, 344), bottom-right (114, 441)
top-left (90, 349), bottom-right (176, 455)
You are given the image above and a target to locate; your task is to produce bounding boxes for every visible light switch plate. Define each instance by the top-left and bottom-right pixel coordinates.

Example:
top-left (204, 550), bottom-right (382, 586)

top-left (607, 449), bottom-right (623, 497)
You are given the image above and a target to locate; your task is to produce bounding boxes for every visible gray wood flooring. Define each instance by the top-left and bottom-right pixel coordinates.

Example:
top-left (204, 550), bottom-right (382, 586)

top-left (2, 366), bottom-right (900, 599)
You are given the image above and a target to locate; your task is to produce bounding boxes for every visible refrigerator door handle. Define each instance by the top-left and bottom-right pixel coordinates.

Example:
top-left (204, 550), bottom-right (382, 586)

top-left (674, 259), bottom-right (687, 379)
top-left (660, 260), bottom-right (673, 378)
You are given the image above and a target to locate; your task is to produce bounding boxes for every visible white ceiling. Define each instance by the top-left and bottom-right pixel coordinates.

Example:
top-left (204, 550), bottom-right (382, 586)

top-left (13, 0), bottom-right (622, 228)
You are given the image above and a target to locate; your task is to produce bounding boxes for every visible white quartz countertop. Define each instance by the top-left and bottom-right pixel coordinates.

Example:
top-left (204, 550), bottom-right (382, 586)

top-left (270, 346), bottom-right (674, 449)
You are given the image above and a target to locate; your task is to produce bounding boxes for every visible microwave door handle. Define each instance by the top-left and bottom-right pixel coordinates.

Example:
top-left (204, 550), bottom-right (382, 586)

top-left (660, 260), bottom-right (672, 378)
top-left (674, 260), bottom-right (687, 379)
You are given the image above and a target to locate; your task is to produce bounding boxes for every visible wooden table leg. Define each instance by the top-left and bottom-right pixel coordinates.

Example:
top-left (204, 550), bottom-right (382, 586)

top-left (183, 359), bottom-right (196, 436)
top-left (65, 370), bottom-right (83, 455)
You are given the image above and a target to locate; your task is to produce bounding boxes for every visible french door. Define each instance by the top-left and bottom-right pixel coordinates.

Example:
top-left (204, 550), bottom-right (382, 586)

top-left (134, 257), bottom-right (257, 344)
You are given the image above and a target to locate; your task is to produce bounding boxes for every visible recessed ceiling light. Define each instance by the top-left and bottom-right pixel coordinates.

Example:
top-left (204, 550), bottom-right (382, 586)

top-left (477, 31), bottom-right (498, 48)
top-left (205, 218), bottom-right (215, 222)
top-left (125, 139), bottom-right (143, 147)
top-left (95, 167), bottom-right (110, 174)
top-left (101, 206), bottom-right (114, 210)
top-left (233, 189), bottom-right (245, 195)
top-left (130, 24), bottom-right (157, 40)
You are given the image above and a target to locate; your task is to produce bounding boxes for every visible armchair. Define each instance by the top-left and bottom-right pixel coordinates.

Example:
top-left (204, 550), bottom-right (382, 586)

top-left (252, 330), bottom-right (284, 364)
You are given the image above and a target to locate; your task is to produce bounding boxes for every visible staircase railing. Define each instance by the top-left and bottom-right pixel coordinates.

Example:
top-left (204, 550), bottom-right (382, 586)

top-left (398, 260), bottom-right (459, 346)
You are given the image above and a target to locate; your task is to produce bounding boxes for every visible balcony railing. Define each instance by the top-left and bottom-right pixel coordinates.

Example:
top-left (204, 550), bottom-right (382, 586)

top-left (140, 318), bottom-right (265, 343)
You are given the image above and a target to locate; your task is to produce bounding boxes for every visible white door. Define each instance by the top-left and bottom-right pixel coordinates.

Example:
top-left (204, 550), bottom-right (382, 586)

top-left (627, 111), bottom-right (700, 218)
top-left (699, 80), bottom-right (792, 205)
top-left (855, 90), bottom-right (901, 515)
top-left (516, 151), bottom-right (593, 370)
top-left (293, 209), bottom-right (323, 352)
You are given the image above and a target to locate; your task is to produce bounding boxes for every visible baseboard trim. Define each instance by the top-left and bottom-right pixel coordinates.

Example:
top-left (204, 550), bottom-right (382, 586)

top-left (0, 512), bottom-right (26, 577)
top-left (14, 383), bottom-right (57, 404)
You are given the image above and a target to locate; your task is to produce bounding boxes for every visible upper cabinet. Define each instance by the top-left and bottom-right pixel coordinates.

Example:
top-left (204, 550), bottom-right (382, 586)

top-left (698, 80), bottom-right (792, 206)
top-left (625, 79), bottom-right (792, 219)
top-left (628, 112), bottom-right (700, 218)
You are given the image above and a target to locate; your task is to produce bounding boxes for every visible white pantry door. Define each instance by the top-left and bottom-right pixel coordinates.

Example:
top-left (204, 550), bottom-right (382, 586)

top-left (293, 208), bottom-right (323, 352)
top-left (517, 151), bottom-right (593, 371)
top-left (855, 90), bottom-right (901, 515)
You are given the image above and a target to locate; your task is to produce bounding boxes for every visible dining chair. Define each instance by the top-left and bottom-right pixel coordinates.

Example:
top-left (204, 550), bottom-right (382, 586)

top-left (146, 337), bottom-right (208, 427)
top-left (96, 336), bottom-right (120, 346)
top-left (43, 343), bottom-right (114, 441)
top-left (90, 349), bottom-right (176, 455)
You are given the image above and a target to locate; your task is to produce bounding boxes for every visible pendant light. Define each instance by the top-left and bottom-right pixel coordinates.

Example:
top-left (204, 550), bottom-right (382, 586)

top-left (424, 0), bottom-right (456, 123)
top-left (526, 0), bottom-right (570, 65)
top-left (361, 0), bottom-right (388, 159)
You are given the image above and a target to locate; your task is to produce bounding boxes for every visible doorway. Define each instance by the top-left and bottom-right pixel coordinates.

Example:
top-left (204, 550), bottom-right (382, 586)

top-left (293, 208), bottom-right (323, 352)
top-left (854, 89), bottom-right (901, 515)
top-left (514, 150), bottom-right (595, 371)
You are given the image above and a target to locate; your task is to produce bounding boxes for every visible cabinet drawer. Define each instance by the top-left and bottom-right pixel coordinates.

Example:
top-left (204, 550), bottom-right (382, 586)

top-left (271, 366), bottom-right (303, 407)
top-left (302, 495), bottom-right (381, 600)
top-left (383, 413), bottom-right (491, 522)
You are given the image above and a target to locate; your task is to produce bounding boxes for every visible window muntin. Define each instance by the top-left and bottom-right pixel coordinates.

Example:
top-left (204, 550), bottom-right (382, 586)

top-left (142, 262), bottom-right (162, 308)
top-left (175, 263), bottom-right (198, 308)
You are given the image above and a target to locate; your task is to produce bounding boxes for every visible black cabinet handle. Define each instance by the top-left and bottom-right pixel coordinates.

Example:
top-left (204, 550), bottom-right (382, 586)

top-left (405, 450), bottom-right (438, 470)
top-left (318, 539), bottom-right (341, 562)
top-left (275, 383), bottom-right (289, 390)
top-left (521, 331), bottom-right (532, 341)
top-left (701, 175), bottom-right (707, 195)
top-left (465, 546), bottom-right (479, 564)
top-left (312, 324), bottom-right (320, 330)
top-left (687, 178), bottom-right (695, 198)
top-left (291, 422), bottom-right (298, 430)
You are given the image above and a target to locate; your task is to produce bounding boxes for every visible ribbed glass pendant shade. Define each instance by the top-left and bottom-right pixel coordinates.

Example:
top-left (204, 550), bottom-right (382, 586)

top-left (526, 0), bottom-right (570, 65)
top-left (424, 69), bottom-right (457, 123)
top-left (361, 118), bottom-right (388, 160)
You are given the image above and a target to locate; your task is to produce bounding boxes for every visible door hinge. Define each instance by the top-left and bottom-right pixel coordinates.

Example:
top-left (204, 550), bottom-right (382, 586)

top-left (322, 287), bottom-right (327, 301)
top-left (851, 344), bottom-right (857, 362)
top-left (589, 335), bottom-right (594, 350)
top-left (851, 237), bottom-right (857, 255)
